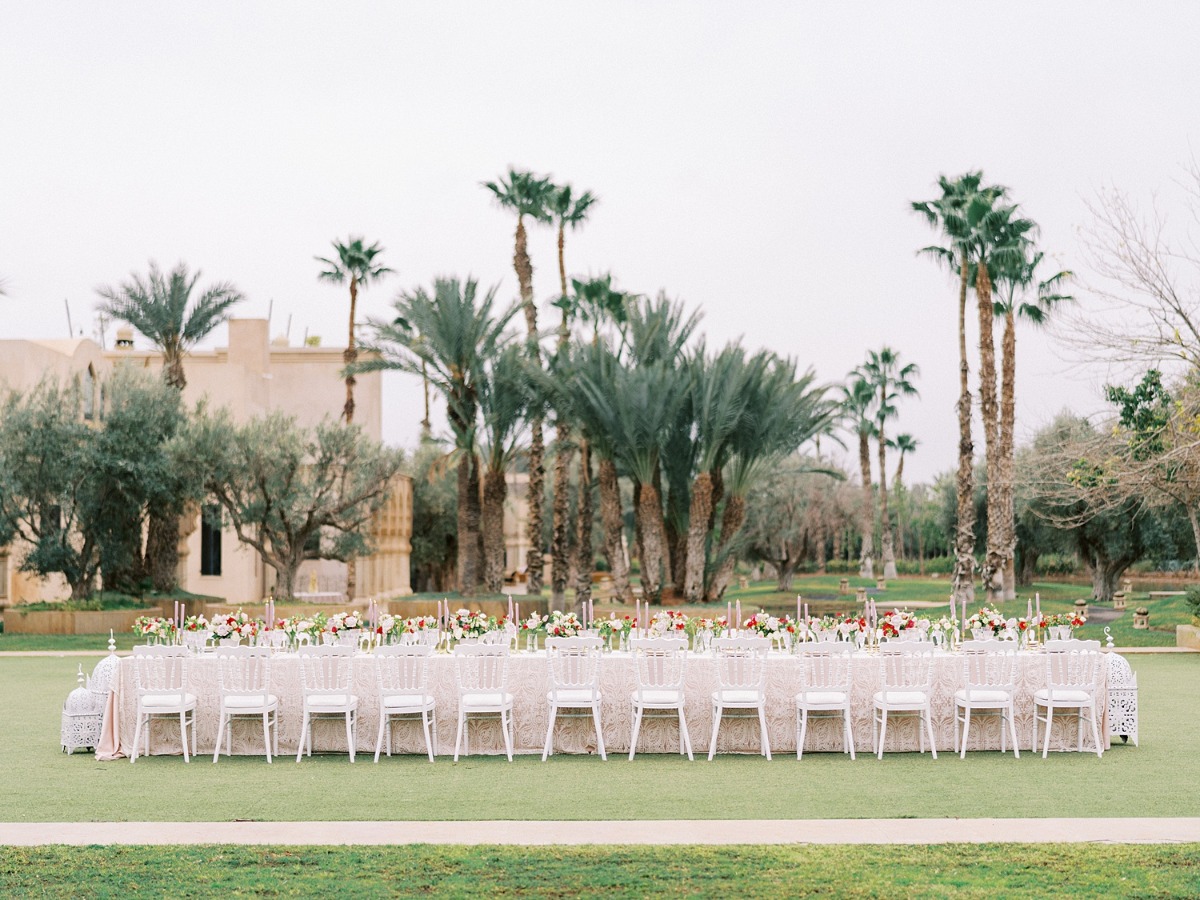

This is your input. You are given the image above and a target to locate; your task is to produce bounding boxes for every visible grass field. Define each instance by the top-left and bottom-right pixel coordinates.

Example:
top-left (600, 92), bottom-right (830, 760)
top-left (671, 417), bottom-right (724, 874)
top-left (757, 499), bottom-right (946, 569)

top-left (4, 652), bottom-right (1196, 823)
top-left (1, 845), bottom-right (1198, 898)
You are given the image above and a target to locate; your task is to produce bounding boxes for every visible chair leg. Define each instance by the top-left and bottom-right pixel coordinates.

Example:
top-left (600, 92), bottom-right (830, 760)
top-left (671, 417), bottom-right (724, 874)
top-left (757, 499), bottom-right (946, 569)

top-left (274, 711), bottom-right (279, 758)
top-left (592, 704), bottom-right (607, 761)
top-left (1031, 704), bottom-right (1039, 754)
top-left (628, 706), bottom-right (643, 761)
top-left (542, 705), bottom-right (556, 762)
top-left (180, 712), bottom-right (190, 763)
top-left (296, 711), bottom-right (309, 763)
top-left (960, 707), bottom-right (971, 758)
top-left (797, 708), bottom-right (808, 761)
top-left (758, 705), bottom-right (771, 761)
top-left (1089, 704), bottom-right (1102, 758)
top-left (708, 704), bottom-right (721, 761)
top-left (500, 709), bottom-right (513, 762)
top-left (374, 711), bottom-right (386, 764)
top-left (213, 714), bottom-right (225, 764)
top-left (346, 712), bottom-right (356, 763)
top-left (424, 715), bottom-right (439, 763)
top-left (925, 708), bottom-right (937, 760)
top-left (877, 709), bottom-right (888, 759)
top-left (263, 713), bottom-right (272, 764)
top-left (1008, 707), bottom-right (1020, 759)
top-left (431, 710), bottom-right (439, 758)
top-left (454, 711), bottom-right (465, 762)
top-left (193, 712), bottom-right (198, 759)
top-left (1042, 706), bottom-right (1054, 759)
top-left (1077, 709), bottom-right (1084, 753)
top-left (844, 708), bottom-right (855, 761)
top-left (679, 707), bottom-right (694, 761)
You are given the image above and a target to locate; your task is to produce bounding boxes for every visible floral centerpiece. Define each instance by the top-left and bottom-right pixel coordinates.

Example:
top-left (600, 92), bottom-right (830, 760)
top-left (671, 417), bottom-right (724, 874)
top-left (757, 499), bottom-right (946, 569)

top-left (649, 609), bottom-right (689, 638)
top-left (281, 615), bottom-right (319, 647)
top-left (181, 614), bottom-right (209, 633)
top-left (325, 611), bottom-right (364, 634)
top-left (520, 612), bottom-right (548, 633)
top-left (689, 616), bottom-right (728, 638)
top-left (209, 610), bottom-right (254, 644)
top-left (927, 615), bottom-right (958, 644)
top-left (966, 606), bottom-right (1008, 638)
top-left (879, 609), bottom-right (927, 639)
top-left (1039, 611), bottom-right (1086, 639)
top-left (133, 616), bottom-right (177, 643)
top-left (545, 610), bottom-right (584, 638)
top-left (742, 612), bottom-right (784, 637)
top-left (448, 608), bottom-right (496, 641)
top-left (594, 615), bottom-right (632, 640)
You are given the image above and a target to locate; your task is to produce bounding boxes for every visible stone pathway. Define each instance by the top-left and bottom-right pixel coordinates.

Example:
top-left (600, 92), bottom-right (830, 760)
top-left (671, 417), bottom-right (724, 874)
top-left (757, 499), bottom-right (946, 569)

top-left (2, 818), bottom-right (1197, 846)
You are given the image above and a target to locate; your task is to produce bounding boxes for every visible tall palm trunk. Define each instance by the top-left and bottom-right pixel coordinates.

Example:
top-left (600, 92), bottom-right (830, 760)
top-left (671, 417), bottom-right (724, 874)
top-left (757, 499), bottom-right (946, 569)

top-left (636, 480), bottom-right (667, 602)
top-left (573, 440), bottom-right (594, 609)
top-left (877, 422), bottom-right (897, 579)
top-left (652, 461), bottom-right (672, 590)
top-left (976, 261), bottom-right (1002, 601)
top-left (597, 457), bottom-right (631, 602)
top-left (683, 470), bottom-right (714, 602)
top-left (550, 223), bottom-right (574, 610)
top-left (705, 493), bottom-right (746, 601)
top-left (456, 451), bottom-right (483, 595)
top-left (343, 274), bottom-right (360, 599)
top-left (481, 467), bottom-right (507, 593)
top-left (998, 306), bottom-right (1018, 600)
top-left (858, 432), bottom-right (874, 578)
top-left (513, 216), bottom-right (545, 594)
top-left (953, 251), bottom-right (977, 607)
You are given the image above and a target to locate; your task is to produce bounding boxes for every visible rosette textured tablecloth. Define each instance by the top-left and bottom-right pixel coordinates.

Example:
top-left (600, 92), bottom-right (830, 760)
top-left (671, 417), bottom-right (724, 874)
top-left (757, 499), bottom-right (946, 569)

top-left (103, 650), bottom-right (1111, 758)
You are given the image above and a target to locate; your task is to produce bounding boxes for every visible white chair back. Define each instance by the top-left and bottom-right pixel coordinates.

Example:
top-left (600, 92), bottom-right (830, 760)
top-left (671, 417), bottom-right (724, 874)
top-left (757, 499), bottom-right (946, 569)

top-left (298, 645), bottom-right (356, 696)
top-left (630, 637), bottom-right (687, 696)
top-left (546, 637), bottom-right (603, 701)
top-left (1045, 646), bottom-right (1105, 694)
top-left (1043, 638), bottom-right (1102, 652)
top-left (132, 645), bottom-right (190, 702)
top-left (798, 642), bottom-right (853, 693)
top-left (879, 644), bottom-right (934, 692)
top-left (712, 636), bottom-right (770, 693)
top-left (960, 642), bottom-right (1018, 698)
top-left (375, 644), bottom-right (432, 697)
top-left (453, 644), bottom-right (510, 693)
top-left (215, 645), bottom-right (273, 703)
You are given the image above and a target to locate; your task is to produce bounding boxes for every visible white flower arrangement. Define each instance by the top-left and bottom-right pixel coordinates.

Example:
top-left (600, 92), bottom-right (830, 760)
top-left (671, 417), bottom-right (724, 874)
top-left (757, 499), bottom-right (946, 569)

top-left (449, 608), bottom-right (496, 639)
top-left (325, 611), bottom-right (363, 634)
top-left (649, 610), bottom-right (689, 637)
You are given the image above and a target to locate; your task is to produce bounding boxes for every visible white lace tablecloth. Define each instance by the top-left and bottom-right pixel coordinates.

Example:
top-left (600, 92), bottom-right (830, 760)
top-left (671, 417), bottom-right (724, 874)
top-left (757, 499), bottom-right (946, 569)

top-left (103, 650), bottom-right (1112, 758)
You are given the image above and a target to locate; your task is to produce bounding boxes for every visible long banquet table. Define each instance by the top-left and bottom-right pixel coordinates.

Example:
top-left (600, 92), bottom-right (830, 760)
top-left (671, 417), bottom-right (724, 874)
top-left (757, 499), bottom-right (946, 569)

top-left (100, 647), bottom-right (1114, 759)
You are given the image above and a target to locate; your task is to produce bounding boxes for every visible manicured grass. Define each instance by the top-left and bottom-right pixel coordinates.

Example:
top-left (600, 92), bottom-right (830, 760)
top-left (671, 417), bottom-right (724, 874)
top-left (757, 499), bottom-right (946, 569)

top-left (1, 845), bottom-right (1198, 898)
top-left (4, 653), bottom-right (1197, 823)
top-left (0, 632), bottom-right (139, 652)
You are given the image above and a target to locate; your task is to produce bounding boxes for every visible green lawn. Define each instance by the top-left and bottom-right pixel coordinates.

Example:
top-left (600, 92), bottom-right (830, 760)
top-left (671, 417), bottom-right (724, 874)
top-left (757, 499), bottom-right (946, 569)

top-left (1, 845), bottom-right (1198, 898)
top-left (4, 653), bottom-right (1196, 823)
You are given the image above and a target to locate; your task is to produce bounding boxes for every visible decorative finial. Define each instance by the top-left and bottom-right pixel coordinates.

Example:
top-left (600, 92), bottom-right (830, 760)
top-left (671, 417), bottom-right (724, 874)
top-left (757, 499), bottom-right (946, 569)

top-left (76, 664), bottom-right (85, 688)
top-left (1103, 626), bottom-right (1115, 650)
top-left (108, 629), bottom-right (116, 654)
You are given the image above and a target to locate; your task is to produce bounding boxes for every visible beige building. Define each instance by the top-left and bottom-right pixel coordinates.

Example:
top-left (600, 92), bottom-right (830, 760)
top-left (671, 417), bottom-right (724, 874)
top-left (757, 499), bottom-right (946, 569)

top-left (0, 320), bottom-right (412, 605)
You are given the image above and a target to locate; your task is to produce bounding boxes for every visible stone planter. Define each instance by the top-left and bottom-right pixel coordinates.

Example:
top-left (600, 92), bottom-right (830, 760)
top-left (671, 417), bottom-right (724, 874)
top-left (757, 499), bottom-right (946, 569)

top-left (1133, 607), bottom-right (1150, 630)
top-left (1113, 592), bottom-right (1127, 611)
top-left (855, 587), bottom-right (868, 604)
top-left (838, 578), bottom-right (850, 594)
top-left (1074, 599), bottom-right (1089, 617)
top-left (876, 578), bottom-right (887, 591)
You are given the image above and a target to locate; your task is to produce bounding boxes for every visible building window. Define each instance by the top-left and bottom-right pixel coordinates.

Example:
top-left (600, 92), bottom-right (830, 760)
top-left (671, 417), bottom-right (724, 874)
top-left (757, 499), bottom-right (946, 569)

top-left (200, 504), bottom-right (222, 576)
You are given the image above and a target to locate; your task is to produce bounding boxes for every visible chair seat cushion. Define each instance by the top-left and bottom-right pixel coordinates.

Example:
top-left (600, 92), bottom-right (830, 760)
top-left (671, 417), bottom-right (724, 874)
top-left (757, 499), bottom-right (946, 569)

top-left (632, 689), bottom-right (684, 707)
top-left (713, 689), bottom-right (762, 705)
top-left (222, 694), bottom-right (278, 711)
top-left (955, 689), bottom-right (1012, 705)
top-left (305, 694), bottom-right (358, 709)
top-left (548, 689), bottom-right (600, 706)
top-left (1034, 688), bottom-right (1093, 704)
top-left (797, 690), bottom-right (849, 706)
top-left (141, 693), bottom-right (197, 709)
top-left (382, 693), bottom-right (435, 711)
top-left (461, 691), bottom-right (513, 710)
top-left (873, 690), bottom-right (930, 707)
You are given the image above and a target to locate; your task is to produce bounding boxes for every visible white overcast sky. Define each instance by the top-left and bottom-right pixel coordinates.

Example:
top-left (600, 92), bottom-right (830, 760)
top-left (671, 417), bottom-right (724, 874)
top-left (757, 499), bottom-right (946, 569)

top-left (2, 2), bottom-right (1199, 483)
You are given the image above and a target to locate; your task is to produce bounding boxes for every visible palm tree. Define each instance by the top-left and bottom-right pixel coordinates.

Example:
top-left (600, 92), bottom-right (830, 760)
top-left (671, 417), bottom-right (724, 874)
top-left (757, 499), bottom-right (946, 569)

top-left (356, 277), bottom-right (518, 595)
top-left (840, 377), bottom-right (876, 579)
top-left (563, 274), bottom-right (631, 345)
top-left (96, 261), bottom-right (244, 391)
top-left (913, 172), bottom-right (1006, 606)
top-left (478, 345), bottom-right (531, 593)
top-left (484, 168), bottom-right (555, 593)
top-left (706, 356), bottom-right (837, 601)
top-left (992, 243), bottom-right (1073, 598)
top-left (547, 183), bottom-right (597, 607)
top-left (681, 345), bottom-right (761, 602)
top-left (96, 261), bottom-right (244, 591)
top-left (890, 432), bottom-right (919, 560)
top-left (315, 236), bottom-right (393, 425)
top-left (858, 348), bottom-right (919, 580)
